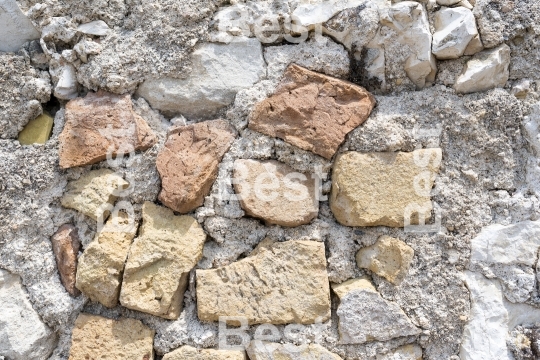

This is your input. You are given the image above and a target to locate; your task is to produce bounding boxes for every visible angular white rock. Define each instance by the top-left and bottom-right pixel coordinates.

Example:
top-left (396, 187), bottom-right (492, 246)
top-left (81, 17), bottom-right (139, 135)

top-left (437, 0), bottom-right (461, 5)
top-left (77, 20), bottom-right (110, 36)
top-left (0, 269), bottom-right (57, 360)
top-left (0, 0), bottom-right (40, 52)
top-left (454, 44), bottom-right (510, 94)
top-left (137, 37), bottom-right (266, 119)
top-left (432, 7), bottom-right (478, 60)
top-left (54, 64), bottom-right (78, 100)
top-left (292, 0), bottom-right (365, 28)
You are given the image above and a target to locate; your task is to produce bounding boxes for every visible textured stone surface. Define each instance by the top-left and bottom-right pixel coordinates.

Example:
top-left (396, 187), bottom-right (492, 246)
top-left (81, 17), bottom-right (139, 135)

top-left (51, 224), bottom-right (81, 296)
top-left (0, 269), bottom-right (57, 360)
top-left (120, 202), bottom-right (206, 319)
top-left (157, 119), bottom-right (236, 213)
top-left (59, 91), bottom-right (156, 168)
top-left (432, 7), bottom-right (478, 60)
top-left (232, 159), bottom-right (319, 227)
top-left (0, 0), bottom-right (40, 52)
top-left (76, 213), bottom-right (137, 307)
top-left (249, 64), bottom-right (375, 159)
top-left (68, 314), bottom-right (154, 360)
top-left (377, 344), bottom-right (422, 360)
top-left (163, 345), bottom-right (246, 360)
top-left (330, 149), bottom-right (442, 227)
top-left (137, 37), bottom-right (266, 119)
top-left (17, 113), bottom-right (54, 145)
top-left (333, 278), bottom-right (420, 344)
top-left (61, 168), bottom-right (129, 221)
top-left (197, 240), bottom-right (331, 325)
top-left (356, 235), bottom-right (414, 285)
top-left (247, 342), bottom-right (342, 360)
top-left (455, 45), bottom-right (511, 94)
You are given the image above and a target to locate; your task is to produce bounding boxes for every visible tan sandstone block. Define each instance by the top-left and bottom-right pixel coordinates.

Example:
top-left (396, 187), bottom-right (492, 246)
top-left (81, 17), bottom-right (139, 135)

top-left (156, 119), bottom-right (236, 214)
top-left (51, 224), bottom-right (81, 296)
top-left (356, 236), bottom-right (414, 285)
top-left (232, 159), bottom-right (319, 227)
top-left (163, 345), bottom-right (246, 360)
top-left (119, 202), bottom-right (206, 319)
top-left (61, 169), bottom-right (129, 221)
top-left (68, 314), bottom-right (154, 360)
top-left (76, 212), bottom-right (138, 307)
top-left (59, 90), bottom-right (156, 169)
top-left (246, 342), bottom-right (342, 360)
top-left (249, 64), bottom-right (375, 159)
top-left (196, 240), bottom-right (330, 325)
top-left (332, 277), bottom-right (376, 300)
top-left (330, 149), bottom-right (442, 227)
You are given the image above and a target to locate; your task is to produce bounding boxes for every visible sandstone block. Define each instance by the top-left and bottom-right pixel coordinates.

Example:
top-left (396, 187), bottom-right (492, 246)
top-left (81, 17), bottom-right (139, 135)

top-left (61, 168), bottom-right (129, 221)
top-left (247, 342), bottom-right (342, 360)
top-left (333, 278), bottom-right (420, 344)
top-left (330, 149), bottom-right (442, 227)
top-left (51, 224), bottom-right (81, 296)
top-left (196, 240), bottom-right (331, 325)
top-left (120, 202), bottom-right (206, 319)
top-left (232, 159), bottom-right (318, 227)
top-left (432, 7), bottom-right (479, 60)
top-left (0, 0), bottom-right (40, 53)
top-left (455, 44), bottom-right (511, 94)
top-left (137, 37), bottom-right (266, 119)
top-left (0, 269), bottom-right (57, 360)
top-left (59, 90), bottom-right (156, 168)
top-left (68, 314), bottom-right (154, 360)
top-left (156, 119), bottom-right (236, 214)
top-left (18, 113), bottom-right (54, 145)
top-left (76, 213), bottom-right (137, 307)
top-left (249, 64), bottom-right (375, 159)
top-left (163, 345), bottom-right (246, 360)
top-left (356, 236), bottom-right (414, 285)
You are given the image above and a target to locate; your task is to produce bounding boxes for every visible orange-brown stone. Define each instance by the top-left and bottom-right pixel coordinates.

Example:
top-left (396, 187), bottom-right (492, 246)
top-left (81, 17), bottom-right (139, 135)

top-left (156, 119), bottom-right (236, 214)
top-left (51, 224), bottom-right (81, 297)
top-left (59, 90), bottom-right (156, 168)
top-left (249, 64), bottom-right (376, 159)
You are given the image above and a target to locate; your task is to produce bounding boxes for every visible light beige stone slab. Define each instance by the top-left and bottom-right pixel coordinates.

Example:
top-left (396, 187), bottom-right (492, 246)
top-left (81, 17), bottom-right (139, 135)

top-left (163, 345), bottom-right (246, 360)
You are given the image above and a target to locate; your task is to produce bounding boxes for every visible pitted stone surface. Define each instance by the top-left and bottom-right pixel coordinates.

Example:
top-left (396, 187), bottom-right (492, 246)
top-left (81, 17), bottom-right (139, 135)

top-left (247, 342), bottom-right (342, 360)
top-left (330, 149), bottom-right (442, 227)
top-left (196, 240), bottom-right (331, 325)
top-left (59, 91), bottom-right (156, 169)
top-left (120, 202), bottom-right (206, 319)
top-left (51, 224), bottom-right (81, 296)
top-left (163, 345), bottom-right (246, 360)
top-left (232, 159), bottom-right (319, 227)
top-left (157, 119), bottom-right (236, 214)
top-left (249, 64), bottom-right (375, 159)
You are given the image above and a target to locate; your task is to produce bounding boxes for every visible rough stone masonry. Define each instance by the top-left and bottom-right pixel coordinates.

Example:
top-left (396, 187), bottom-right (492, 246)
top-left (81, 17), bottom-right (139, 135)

top-left (1, 0), bottom-right (540, 359)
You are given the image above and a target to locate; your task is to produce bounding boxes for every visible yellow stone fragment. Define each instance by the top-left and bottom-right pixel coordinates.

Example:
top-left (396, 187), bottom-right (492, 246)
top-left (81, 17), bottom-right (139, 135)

top-left (18, 113), bottom-right (54, 145)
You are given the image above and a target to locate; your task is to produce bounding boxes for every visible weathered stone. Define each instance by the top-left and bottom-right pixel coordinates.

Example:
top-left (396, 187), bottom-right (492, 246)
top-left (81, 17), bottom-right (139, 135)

top-left (17, 113), bottom-right (54, 145)
top-left (68, 314), bottom-right (154, 360)
top-left (51, 224), bottom-right (81, 296)
top-left (455, 44), bottom-right (511, 94)
top-left (376, 344), bottom-right (422, 360)
top-left (163, 345), bottom-right (246, 360)
top-left (292, 0), bottom-right (364, 29)
top-left (437, 0), bottom-right (461, 5)
top-left (53, 63), bottom-right (78, 100)
top-left (232, 159), bottom-right (319, 227)
top-left (197, 240), bottom-right (331, 325)
top-left (120, 202), bottom-right (206, 319)
top-left (76, 213), bottom-right (137, 307)
top-left (247, 342), bottom-right (342, 360)
top-left (61, 168), bottom-right (129, 221)
top-left (0, 0), bottom-right (40, 53)
top-left (0, 269), bottom-right (57, 360)
top-left (463, 34), bottom-right (484, 56)
top-left (333, 278), bottom-right (420, 344)
top-left (156, 119), bottom-right (236, 213)
top-left (77, 20), bottom-right (110, 36)
top-left (356, 235), bottom-right (414, 285)
top-left (59, 90), bottom-right (156, 169)
top-left (137, 37), bottom-right (266, 119)
top-left (432, 7), bottom-right (479, 60)
top-left (249, 64), bottom-right (375, 159)
top-left (330, 149), bottom-right (442, 227)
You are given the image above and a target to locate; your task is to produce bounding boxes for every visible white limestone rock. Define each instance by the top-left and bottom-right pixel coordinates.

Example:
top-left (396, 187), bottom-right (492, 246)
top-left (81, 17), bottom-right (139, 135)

top-left (432, 7), bottom-right (479, 60)
top-left (0, 269), bottom-right (57, 360)
top-left (292, 0), bottom-right (365, 29)
top-left (77, 20), bottom-right (110, 36)
top-left (454, 44), bottom-right (511, 94)
top-left (137, 37), bottom-right (266, 119)
top-left (0, 0), bottom-right (40, 53)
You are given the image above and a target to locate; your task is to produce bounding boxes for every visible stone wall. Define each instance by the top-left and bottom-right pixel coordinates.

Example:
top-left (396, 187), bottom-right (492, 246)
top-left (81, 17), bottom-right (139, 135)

top-left (1, 0), bottom-right (540, 359)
